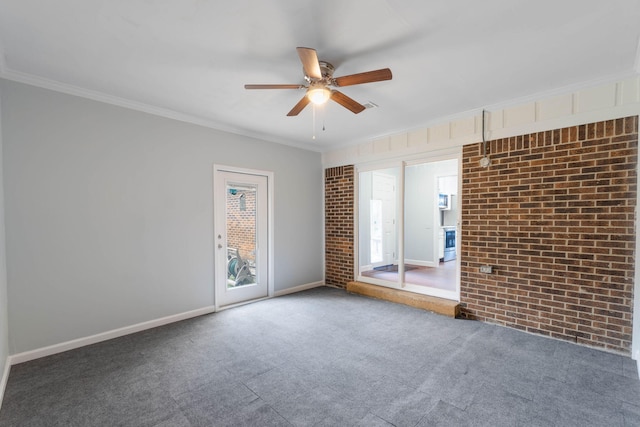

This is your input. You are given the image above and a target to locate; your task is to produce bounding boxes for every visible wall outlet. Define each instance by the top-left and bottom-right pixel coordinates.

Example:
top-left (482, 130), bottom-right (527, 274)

top-left (480, 265), bottom-right (493, 274)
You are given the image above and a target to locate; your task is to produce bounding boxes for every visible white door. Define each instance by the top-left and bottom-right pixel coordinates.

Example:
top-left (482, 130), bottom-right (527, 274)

top-left (214, 168), bottom-right (270, 307)
top-left (372, 172), bottom-right (397, 267)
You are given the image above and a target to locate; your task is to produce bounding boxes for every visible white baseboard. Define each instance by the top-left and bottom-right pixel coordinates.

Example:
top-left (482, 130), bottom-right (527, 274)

top-left (405, 259), bottom-right (437, 268)
top-left (0, 282), bottom-right (315, 410)
top-left (7, 282), bottom-right (324, 366)
top-left (0, 356), bottom-right (10, 411)
top-left (274, 281), bottom-right (324, 297)
top-left (8, 305), bottom-right (216, 365)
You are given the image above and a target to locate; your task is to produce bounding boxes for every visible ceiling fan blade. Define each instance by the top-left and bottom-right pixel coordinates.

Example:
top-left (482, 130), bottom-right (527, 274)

top-left (245, 84), bottom-right (304, 89)
top-left (296, 47), bottom-right (322, 79)
top-left (331, 91), bottom-right (366, 114)
top-left (287, 95), bottom-right (311, 116)
top-left (333, 68), bottom-right (392, 87)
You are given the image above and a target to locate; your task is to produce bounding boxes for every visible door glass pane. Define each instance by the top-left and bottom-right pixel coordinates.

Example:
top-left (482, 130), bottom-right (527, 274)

top-left (358, 167), bottom-right (400, 284)
top-left (226, 183), bottom-right (257, 288)
top-left (403, 160), bottom-right (458, 294)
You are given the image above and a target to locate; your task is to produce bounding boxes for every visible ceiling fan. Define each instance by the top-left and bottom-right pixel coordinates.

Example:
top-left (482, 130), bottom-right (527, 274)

top-left (245, 47), bottom-right (392, 116)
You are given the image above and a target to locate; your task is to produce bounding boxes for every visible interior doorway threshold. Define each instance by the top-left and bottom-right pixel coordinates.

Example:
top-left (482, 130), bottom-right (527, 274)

top-left (347, 281), bottom-right (460, 318)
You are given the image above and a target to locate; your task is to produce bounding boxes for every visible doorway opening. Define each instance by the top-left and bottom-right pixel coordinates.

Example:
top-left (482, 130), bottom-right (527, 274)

top-left (357, 154), bottom-right (460, 301)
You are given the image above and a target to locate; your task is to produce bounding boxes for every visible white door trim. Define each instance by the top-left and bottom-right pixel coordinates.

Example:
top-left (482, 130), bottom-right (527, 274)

top-left (213, 165), bottom-right (274, 310)
top-left (354, 148), bottom-right (462, 302)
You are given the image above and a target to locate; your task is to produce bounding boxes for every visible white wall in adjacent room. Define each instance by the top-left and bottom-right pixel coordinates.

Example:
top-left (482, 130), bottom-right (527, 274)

top-left (0, 79), bottom-right (323, 354)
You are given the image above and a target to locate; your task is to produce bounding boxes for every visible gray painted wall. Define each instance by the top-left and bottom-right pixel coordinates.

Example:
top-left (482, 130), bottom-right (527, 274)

top-left (0, 87), bottom-right (9, 384)
top-left (0, 79), bottom-right (323, 354)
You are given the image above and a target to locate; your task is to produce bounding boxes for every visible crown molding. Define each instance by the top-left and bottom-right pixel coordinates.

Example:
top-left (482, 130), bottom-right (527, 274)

top-left (0, 67), bottom-right (324, 153)
top-left (1, 62), bottom-right (637, 156)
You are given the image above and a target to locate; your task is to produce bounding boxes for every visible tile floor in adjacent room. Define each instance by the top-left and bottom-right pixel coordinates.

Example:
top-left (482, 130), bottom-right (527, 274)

top-left (0, 286), bottom-right (639, 426)
top-left (361, 261), bottom-right (457, 292)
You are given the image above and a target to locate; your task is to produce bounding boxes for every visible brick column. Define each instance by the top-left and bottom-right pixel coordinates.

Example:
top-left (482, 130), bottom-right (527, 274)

top-left (325, 165), bottom-right (354, 288)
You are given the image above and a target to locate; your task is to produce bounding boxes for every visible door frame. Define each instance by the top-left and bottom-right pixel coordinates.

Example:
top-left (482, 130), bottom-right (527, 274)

top-left (213, 164), bottom-right (274, 310)
top-left (354, 148), bottom-right (462, 301)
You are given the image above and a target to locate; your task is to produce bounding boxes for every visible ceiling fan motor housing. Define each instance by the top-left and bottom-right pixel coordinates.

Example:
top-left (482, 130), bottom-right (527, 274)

top-left (305, 61), bottom-right (335, 83)
top-left (246, 47), bottom-right (391, 116)
top-left (319, 61), bottom-right (335, 79)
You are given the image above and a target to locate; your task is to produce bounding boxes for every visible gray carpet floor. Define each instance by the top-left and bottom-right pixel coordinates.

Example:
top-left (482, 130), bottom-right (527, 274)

top-left (1, 286), bottom-right (639, 426)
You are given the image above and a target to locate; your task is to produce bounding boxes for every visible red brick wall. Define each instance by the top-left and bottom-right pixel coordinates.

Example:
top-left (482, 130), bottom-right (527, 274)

top-left (227, 189), bottom-right (256, 262)
top-left (322, 117), bottom-right (638, 353)
top-left (460, 116), bottom-right (638, 353)
top-left (325, 165), bottom-right (354, 288)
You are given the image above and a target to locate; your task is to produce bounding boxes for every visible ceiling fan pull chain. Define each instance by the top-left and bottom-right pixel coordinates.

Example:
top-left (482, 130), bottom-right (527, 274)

top-left (312, 104), bottom-right (316, 140)
top-left (245, 47), bottom-right (391, 117)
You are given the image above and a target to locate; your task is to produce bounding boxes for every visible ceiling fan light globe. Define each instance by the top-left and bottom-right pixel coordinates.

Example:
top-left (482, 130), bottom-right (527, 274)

top-left (307, 87), bottom-right (331, 105)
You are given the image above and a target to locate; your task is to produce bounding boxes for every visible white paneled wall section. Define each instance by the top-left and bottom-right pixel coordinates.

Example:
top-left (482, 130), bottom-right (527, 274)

top-left (322, 76), bottom-right (640, 167)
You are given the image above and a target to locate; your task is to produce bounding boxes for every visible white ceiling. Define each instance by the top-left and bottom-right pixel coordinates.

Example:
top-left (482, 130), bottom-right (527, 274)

top-left (1, 1), bottom-right (639, 151)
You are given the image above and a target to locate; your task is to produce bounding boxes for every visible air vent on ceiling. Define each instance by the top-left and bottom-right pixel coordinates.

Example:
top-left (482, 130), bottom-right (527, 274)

top-left (363, 101), bottom-right (378, 109)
